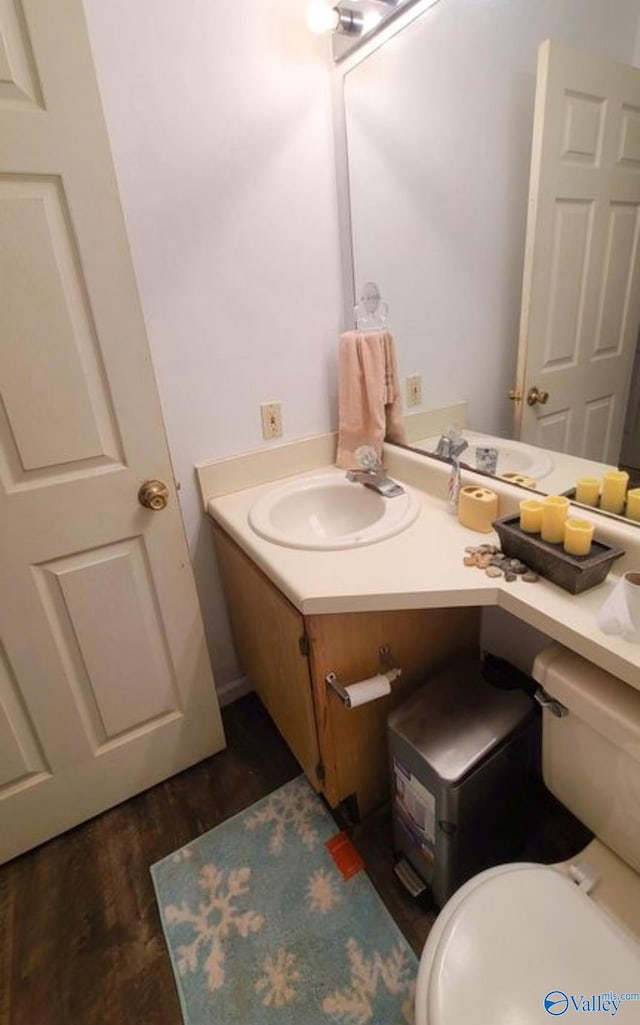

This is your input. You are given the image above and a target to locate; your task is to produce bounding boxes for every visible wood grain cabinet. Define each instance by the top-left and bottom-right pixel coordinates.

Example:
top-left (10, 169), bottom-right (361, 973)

top-left (213, 524), bottom-right (480, 818)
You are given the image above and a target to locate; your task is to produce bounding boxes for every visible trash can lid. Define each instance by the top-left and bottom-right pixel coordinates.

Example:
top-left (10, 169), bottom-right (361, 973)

top-left (388, 659), bottom-right (533, 782)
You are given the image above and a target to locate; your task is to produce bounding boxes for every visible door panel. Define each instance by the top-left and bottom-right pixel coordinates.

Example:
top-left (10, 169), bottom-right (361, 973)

top-left (35, 540), bottom-right (181, 743)
top-left (0, 0), bottom-right (225, 863)
top-left (0, 0), bottom-right (43, 111)
top-left (0, 641), bottom-right (49, 797)
top-left (542, 198), bottom-right (591, 370)
top-left (0, 177), bottom-right (124, 473)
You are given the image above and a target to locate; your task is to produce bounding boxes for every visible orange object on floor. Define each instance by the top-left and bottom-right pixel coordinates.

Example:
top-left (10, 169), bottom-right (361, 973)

top-left (326, 831), bottom-right (365, 880)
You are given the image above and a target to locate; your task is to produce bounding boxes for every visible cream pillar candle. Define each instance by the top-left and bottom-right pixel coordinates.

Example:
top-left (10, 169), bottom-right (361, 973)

top-left (600, 470), bottom-right (629, 515)
top-left (575, 477), bottom-right (600, 507)
top-left (626, 488), bottom-right (640, 522)
top-left (519, 498), bottom-right (543, 534)
top-left (563, 518), bottom-right (594, 556)
top-left (541, 495), bottom-right (570, 544)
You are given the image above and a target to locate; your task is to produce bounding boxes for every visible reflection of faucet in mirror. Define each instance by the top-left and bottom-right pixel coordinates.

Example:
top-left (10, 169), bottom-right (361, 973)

top-left (339, 0), bottom-right (640, 524)
top-left (434, 424), bottom-right (468, 461)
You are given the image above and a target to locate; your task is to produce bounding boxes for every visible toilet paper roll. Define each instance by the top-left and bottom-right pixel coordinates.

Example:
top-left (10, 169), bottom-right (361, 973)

top-left (597, 572), bottom-right (640, 642)
top-left (344, 674), bottom-right (392, 708)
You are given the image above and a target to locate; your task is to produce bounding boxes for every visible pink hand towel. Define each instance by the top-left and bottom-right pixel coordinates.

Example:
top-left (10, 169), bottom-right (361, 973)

top-left (336, 329), bottom-right (407, 470)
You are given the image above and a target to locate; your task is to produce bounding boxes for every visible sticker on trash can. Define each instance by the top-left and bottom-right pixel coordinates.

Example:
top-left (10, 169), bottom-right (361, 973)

top-left (393, 757), bottom-right (435, 847)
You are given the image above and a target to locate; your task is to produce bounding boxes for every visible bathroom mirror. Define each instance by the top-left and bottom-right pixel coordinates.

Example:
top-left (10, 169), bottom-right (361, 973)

top-left (340, 0), bottom-right (640, 522)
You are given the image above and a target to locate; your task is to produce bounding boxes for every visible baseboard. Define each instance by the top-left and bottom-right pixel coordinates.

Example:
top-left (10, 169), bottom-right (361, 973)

top-left (216, 674), bottom-right (253, 708)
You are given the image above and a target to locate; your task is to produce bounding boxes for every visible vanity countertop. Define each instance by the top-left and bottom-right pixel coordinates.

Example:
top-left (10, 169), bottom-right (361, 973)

top-left (202, 442), bottom-right (640, 693)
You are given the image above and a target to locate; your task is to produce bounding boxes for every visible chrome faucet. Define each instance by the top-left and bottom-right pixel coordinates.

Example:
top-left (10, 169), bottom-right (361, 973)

top-left (434, 426), bottom-right (469, 460)
top-left (346, 466), bottom-right (405, 498)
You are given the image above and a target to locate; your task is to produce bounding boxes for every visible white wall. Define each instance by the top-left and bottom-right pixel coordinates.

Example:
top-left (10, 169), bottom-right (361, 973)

top-left (346, 0), bottom-right (640, 439)
top-left (481, 608), bottom-right (553, 677)
top-left (83, 0), bottom-right (343, 689)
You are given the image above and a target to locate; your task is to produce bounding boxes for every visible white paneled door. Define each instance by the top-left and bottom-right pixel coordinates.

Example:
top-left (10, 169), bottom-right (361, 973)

top-left (515, 39), bottom-right (640, 464)
top-left (0, 0), bottom-right (225, 863)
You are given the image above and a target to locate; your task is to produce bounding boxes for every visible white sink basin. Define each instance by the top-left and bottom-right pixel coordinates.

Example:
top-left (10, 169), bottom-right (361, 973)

top-left (248, 471), bottom-right (419, 550)
top-left (463, 433), bottom-right (554, 480)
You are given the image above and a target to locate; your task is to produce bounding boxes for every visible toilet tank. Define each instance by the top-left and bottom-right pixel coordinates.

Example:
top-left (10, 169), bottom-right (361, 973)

top-left (533, 644), bottom-right (640, 875)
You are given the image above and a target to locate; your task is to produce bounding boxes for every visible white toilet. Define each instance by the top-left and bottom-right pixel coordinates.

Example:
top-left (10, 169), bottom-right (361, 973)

top-left (415, 644), bottom-right (640, 1024)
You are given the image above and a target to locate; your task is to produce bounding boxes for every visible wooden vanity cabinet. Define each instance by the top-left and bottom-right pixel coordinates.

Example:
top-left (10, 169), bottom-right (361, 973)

top-left (213, 523), bottom-right (480, 818)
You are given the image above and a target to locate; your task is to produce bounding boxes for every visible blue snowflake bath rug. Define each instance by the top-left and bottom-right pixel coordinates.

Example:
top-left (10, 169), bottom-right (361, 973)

top-left (151, 775), bottom-right (417, 1025)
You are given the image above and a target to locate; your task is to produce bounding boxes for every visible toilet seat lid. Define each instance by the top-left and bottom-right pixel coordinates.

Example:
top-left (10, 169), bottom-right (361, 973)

top-left (423, 863), bottom-right (640, 1025)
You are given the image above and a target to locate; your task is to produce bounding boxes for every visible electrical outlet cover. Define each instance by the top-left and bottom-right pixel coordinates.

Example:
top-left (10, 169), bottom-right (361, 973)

top-left (407, 374), bottom-right (422, 407)
top-left (260, 401), bottom-right (283, 439)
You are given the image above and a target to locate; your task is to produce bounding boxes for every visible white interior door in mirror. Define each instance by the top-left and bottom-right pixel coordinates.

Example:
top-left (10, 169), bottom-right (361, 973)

top-left (516, 39), bottom-right (640, 464)
top-left (0, 0), bottom-right (225, 863)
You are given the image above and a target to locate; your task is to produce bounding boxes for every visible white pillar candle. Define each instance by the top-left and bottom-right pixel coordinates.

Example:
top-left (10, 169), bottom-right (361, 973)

top-left (600, 470), bottom-right (629, 515)
top-left (541, 496), bottom-right (570, 544)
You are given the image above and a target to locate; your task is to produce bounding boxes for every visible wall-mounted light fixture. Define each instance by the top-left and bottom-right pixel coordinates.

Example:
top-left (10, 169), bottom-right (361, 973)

top-left (307, 0), bottom-right (365, 36)
top-left (308, 0), bottom-right (410, 61)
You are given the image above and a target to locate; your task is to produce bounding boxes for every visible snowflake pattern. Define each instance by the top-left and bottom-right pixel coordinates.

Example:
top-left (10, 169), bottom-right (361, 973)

top-left (255, 947), bottom-right (301, 1007)
top-left (244, 776), bottom-right (322, 854)
top-left (171, 847), bottom-right (193, 864)
top-left (323, 938), bottom-right (416, 1025)
top-left (163, 864), bottom-right (264, 990)
top-left (307, 868), bottom-right (341, 914)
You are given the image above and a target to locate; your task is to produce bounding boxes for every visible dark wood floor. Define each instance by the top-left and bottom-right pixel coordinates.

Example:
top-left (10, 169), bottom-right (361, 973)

top-left (0, 693), bottom-right (590, 1025)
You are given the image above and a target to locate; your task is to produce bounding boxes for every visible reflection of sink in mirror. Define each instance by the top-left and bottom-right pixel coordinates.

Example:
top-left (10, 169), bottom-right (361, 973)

top-left (248, 471), bottom-right (420, 550)
top-left (418, 432), bottom-right (554, 481)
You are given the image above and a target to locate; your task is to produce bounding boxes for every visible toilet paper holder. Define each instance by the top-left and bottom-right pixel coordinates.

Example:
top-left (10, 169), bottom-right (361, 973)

top-left (326, 645), bottom-right (402, 708)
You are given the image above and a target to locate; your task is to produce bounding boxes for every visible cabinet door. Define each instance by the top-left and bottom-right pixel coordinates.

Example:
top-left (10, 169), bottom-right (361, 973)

top-left (212, 526), bottom-right (322, 787)
top-left (306, 607), bottom-right (480, 816)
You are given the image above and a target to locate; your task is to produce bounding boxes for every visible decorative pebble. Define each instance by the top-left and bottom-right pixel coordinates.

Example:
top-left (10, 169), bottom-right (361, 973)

top-left (462, 543), bottom-right (540, 583)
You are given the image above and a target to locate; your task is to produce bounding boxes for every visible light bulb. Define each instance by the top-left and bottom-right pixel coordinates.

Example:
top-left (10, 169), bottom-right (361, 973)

top-left (362, 8), bottom-right (383, 33)
top-left (307, 0), bottom-right (340, 34)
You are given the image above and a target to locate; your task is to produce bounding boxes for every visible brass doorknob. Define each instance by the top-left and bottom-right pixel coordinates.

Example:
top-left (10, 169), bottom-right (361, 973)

top-left (138, 480), bottom-right (169, 510)
top-left (526, 385), bottom-right (549, 407)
